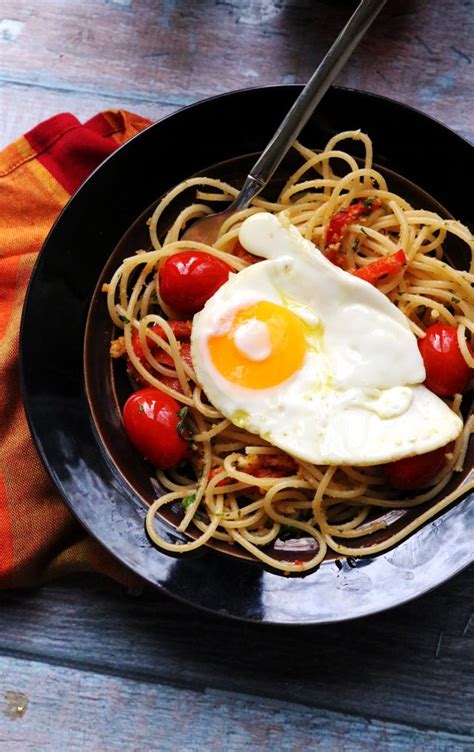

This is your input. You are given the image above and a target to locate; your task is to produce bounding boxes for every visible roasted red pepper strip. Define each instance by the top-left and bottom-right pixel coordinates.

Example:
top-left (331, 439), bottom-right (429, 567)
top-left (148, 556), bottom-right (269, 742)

top-left (352, 249), bottom-right (407, 284)
top-left (208, 466), bottom-right (232, 487)
top-left (245, 453), bottom-right (298, 478)
top-left (325, 249), bottom-right (348, 269)
top-left (325, 198), bottom-right (381, 251)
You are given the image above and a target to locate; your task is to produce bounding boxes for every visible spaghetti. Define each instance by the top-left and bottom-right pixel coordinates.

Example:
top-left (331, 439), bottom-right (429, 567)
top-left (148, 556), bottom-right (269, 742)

top-left (106, 131), bottom-right (474, 573)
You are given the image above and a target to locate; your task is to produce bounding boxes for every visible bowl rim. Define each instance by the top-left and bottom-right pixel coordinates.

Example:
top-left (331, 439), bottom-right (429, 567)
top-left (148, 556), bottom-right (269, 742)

top-left (19, 84), bottom-right (474, 625)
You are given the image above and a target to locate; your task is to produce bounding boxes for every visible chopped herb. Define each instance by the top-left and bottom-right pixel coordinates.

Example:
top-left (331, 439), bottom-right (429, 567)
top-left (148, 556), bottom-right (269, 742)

top-left (363, 197), bottom-right (377, 209)
top-left (119, 315), bottom-right (130, 324)
top-left (181, 494), bottom-right (196, 511)
top-left (279, 525), bottom-right (301, 541)
top-left (352, 238), bottom-right (360, 252)
top-left (177, 406), bottom-right (188, 438)
top-left (360, 227), bottom-right (369, 236)
top-left (138, 404), bottom-right (144, 413)
top-left (451, 296), bottom-right (461, 304)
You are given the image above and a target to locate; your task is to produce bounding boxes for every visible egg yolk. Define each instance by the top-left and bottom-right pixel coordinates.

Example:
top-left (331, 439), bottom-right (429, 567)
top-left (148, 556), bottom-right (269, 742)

top-left (208, 301), bottom-right (306, 389)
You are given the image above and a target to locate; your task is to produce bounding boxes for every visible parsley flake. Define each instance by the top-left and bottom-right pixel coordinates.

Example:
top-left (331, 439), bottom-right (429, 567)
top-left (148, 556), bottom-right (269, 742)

top-left (138, 404), bottom-right (144, 413)
top-left (352, 238), bottom-right (360, 252)
top-left (181, 494), bottom-right (196, 511)
top-left (119, 315), bottom-right (130, 324)
top-left (360, 227), bottom-right (369, 236)
top-left (176, 406), bottom-right (189, 438)
top-left (451, 296), bottom-right (461, 304)
top-left (279, 525), bottom-right (301, 541)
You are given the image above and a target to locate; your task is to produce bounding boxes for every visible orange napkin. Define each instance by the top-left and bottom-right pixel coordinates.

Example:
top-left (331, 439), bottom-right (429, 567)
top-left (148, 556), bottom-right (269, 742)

top-left (0, 111), bottom-right (151, 587)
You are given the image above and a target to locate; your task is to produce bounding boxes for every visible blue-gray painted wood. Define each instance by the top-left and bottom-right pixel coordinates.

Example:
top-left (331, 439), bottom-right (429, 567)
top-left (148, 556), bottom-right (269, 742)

top-left (0, 568), bottom-right (473, 738)
top-left (0, 0), bottom-right (473, 146)
top-left (0, 653), bottom-right (471, 752)
top-left (0, 82), bottom-right (176, 148)
top-left (0, 1), bottom-right (473, 748)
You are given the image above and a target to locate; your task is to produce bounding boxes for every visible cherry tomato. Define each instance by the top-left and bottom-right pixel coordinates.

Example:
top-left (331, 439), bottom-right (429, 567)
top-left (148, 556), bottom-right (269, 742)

top-left (158, 251), bottom-right (231, 314)
top-left (385, 443), bottom-right (453, 490)
top-left (122, 387), bottom-right (188, 469)
top-left (418, 324), bottom-right (472, 396)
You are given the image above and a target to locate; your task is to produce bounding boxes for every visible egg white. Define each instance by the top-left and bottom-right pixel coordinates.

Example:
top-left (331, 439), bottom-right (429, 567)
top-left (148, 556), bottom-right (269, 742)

top-left (191, 213), bottom-right (462, 466)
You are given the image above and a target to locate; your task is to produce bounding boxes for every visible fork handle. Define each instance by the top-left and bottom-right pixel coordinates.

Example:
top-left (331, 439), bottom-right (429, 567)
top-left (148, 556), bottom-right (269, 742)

top-left (231, 0), bottom-right (387, 211)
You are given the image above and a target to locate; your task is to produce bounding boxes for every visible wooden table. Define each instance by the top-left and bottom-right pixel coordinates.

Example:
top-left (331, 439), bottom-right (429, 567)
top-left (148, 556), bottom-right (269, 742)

top-left (1, 1), bottom-right (473, 749)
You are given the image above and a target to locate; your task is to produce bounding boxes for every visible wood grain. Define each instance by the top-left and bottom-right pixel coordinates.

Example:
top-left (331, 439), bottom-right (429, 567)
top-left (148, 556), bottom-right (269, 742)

top-left (0, 82), bottom-right (172, 147)
top-left (1, 1), bottom-right (473, 748)
top-left (0, 653), bottom-right (471, 751)
top-left (1, 0), bottom-right (473, 147)
top-left (1, 567), bottom-right (473, 737)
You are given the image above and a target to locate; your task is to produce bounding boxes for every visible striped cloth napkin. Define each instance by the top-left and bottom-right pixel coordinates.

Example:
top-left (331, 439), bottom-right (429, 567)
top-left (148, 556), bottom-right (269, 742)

top-left (0, 111), bottom-right (151, 587)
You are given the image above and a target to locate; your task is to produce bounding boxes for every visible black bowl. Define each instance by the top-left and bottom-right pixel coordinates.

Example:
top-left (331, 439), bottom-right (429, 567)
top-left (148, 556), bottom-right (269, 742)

top-left (20, 85), bottom-right (474, 624)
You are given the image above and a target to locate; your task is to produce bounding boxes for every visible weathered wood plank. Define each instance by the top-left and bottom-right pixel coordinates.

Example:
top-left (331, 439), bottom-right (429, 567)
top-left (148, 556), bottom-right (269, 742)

top-left (0, 653), bottom-right (471, 751)
top-left (1, 2), bottom-right (473, 747)
top-left (1, 0), bottom-right (473, 146)
top-left (0, 567), bottom-right (473, 736)
top-left (0, 81), bottom-right (173, 148)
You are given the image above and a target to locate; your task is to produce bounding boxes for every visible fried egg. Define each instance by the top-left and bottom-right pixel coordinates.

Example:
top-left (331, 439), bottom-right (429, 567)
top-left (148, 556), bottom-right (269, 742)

top-left (191, 212), bottom-right (462, 465)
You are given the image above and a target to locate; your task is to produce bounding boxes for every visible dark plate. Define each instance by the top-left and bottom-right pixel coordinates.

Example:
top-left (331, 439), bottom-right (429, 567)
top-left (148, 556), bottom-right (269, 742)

top-left (20, 86), bottom-right (474, 624)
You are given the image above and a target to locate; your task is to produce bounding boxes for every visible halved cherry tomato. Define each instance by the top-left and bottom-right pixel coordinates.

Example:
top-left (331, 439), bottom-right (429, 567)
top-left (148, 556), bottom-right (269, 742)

top-left (131, 324), bottom-right (161, 362)
top-left (166, 320), bottom-right (193, 338)
top-left (179, 341), bottom-right (194, 369)
top-left (160, 376), bottom-right (185, 394)
top-left (122, 387), bottom-right (188, 469)
top-left (232, 240), bottom-right (260, 265)
top-left (385, 443), bottom-right (453, 490)
top-left (131, 321), bottom-right (192, 365)
top-left (352, 249), bottom-right (407, 284)
top-left (159, 251), bottom-right (231, 314)
top-left (418, 323), bottom-right (472, 396)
